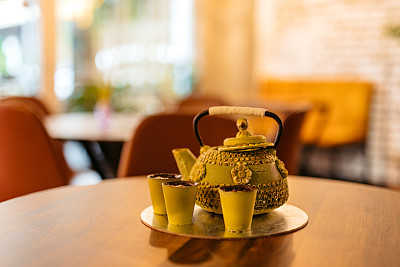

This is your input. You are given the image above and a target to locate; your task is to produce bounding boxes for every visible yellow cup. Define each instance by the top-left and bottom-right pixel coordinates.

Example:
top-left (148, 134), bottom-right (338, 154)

top-left (147, 173), bottom-right (181, 215)
top-left (219, 185), bottom-right (257, 233)
top-left (162, 180), bottom-right (198, 225)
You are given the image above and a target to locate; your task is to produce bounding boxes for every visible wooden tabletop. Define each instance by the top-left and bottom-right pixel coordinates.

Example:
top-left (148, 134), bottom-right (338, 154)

top-left (0, 176), bottom-right (399, 267)
top-left (45, 112), bottom-right (144, 142)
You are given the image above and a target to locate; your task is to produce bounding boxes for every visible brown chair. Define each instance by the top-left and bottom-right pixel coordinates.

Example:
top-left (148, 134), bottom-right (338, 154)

top-left (117, 113), bottom-right (238, 177)
top-left (0, 105), bottom-right (67, 202)
top-left (276, 109), bottom-right (309, 175)
top-left (0, 97), bottom-right (74, 184)
top-left (176, 95), bottom-right (228, 113)
top-left (0, 96), bottom-right (50, 121)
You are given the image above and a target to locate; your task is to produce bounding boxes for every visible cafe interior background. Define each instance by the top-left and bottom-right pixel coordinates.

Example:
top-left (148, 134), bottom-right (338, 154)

top-left (0, 0), bottom-right (400, 190)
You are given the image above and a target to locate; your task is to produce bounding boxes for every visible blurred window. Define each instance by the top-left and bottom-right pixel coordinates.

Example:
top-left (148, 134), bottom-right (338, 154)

top-left (0, 0), bottom-right (41, 97)
top-left (56, 0), bottom-right (195, 112)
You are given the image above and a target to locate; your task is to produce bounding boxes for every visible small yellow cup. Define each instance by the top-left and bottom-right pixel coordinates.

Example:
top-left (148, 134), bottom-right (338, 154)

top-left (219, 185), bottom-right (257, 233)
top-left (162, 180), bottom-right (198, 225)
top-left (147, 173), bottom-right (181, 215)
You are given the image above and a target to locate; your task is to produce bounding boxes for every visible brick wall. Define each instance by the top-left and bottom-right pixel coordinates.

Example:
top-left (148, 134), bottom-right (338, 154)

top-left (255, 0), bottom-right (400, 186)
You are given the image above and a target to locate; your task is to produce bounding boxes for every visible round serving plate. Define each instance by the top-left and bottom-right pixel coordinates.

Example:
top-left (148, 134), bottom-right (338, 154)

top-left (140, 204), bottom-right (308, 240)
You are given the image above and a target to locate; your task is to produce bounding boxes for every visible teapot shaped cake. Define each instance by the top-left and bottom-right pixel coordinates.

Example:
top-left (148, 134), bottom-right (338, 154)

top-left (173, 106), bottom-right (289, 215)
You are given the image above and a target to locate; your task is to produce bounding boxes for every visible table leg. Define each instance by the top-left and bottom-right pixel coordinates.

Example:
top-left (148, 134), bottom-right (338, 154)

top-left (80, 141), bottom-right (120, 179)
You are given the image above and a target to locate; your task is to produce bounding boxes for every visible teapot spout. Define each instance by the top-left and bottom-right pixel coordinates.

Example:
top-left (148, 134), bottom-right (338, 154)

top-left (172, 148), bottom-right (197, 180)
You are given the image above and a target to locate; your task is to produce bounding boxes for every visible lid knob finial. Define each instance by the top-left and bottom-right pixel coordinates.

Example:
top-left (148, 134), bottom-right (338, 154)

top-left (222, 117), bottom-right (269, 149)
top-left (236, 118), bottom-right (251, 138)
top-left (237, 118), bottom-right (248, 131)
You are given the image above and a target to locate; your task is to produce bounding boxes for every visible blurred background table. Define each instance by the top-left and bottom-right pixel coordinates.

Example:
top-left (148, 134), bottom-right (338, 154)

top-left (45, 112), bottom-right (144, 179)
top-left (45, 112), bottom-right (144, 142)
top-left (0, 176), bottom-right (398, 267)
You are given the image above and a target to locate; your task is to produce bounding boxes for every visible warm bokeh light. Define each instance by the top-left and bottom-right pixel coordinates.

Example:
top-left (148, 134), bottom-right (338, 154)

top-left (56, 0), bottom-right (104, 29)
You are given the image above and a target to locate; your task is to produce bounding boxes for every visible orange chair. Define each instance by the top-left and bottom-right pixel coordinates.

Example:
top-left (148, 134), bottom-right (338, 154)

top-left (176, 95), bottom-right (228, 113)
top-left (0, 105), bottom-right (67, 202)
top-left (117, 113), bottom-right (238, 177)
top-left (0, 97), bottom-right (73, 184)
top-left (275, 109), bottom-right (308, 175)
top-left (0, 96), bottom-right (50, 121)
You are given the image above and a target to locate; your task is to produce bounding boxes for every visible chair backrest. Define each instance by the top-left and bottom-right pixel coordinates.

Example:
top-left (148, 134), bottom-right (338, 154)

top-left (0, 96), bottom-right (50, 121)
top-left (0, 105), bottom-right (66, 202)
top-left (276, 109), bottom-right (308, 175)
top-left (0, 97), bottom-right (73, 184)
top-left (176, 95), bottom-right (228, 113)
top-left (117, 113), bottom-right (238, 177)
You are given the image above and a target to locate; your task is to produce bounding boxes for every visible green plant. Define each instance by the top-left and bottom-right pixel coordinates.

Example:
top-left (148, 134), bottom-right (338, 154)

top-left (388, 26), bottom-right (400, 39)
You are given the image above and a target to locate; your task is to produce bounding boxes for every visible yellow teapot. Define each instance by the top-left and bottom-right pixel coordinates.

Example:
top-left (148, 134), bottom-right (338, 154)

top-left (172, 106), bottom-right (289, 215)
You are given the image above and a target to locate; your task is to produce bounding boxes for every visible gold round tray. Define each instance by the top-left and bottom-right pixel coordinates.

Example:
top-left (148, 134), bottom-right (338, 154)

top-left (140, 204), bottom-right (308, 239)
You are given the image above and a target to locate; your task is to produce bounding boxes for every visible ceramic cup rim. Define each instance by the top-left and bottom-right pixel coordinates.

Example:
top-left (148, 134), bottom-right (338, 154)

top-left (219, 184), bottom-right (256, 192)
top-left (162, 180), bottom-right (198, 187)
top-left (147, 173), bottom-right (182, 180)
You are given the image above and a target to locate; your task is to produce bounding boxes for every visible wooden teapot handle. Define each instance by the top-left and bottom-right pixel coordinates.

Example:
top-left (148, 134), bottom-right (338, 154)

top-left (193, 106), bottom-right (283, 149)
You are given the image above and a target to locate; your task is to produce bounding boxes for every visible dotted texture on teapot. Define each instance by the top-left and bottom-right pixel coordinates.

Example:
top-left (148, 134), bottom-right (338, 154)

top-left (195, 178), bottom-right (289, 215)
top-left (198, 148), bottom-right (277, 166)
top-left (189, 162), bottom-right (206, 182)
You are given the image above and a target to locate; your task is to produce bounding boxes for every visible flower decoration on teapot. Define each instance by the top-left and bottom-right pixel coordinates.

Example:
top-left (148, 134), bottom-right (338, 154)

top-left (231, 162), bottom-right (252, 184)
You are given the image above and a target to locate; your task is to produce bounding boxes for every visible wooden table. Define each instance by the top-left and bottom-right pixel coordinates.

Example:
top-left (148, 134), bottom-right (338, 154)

top-left (0, 176), bottom-right (399, 266)
top-left (45, 112), bottom-right (145, 178)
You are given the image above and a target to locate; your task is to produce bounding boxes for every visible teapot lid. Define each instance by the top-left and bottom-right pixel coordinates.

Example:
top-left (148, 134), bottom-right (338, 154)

top-left (220, 118), bottom-right (274, 152)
